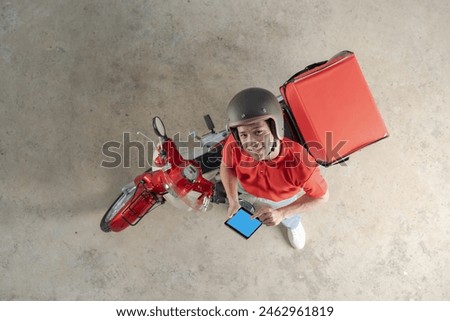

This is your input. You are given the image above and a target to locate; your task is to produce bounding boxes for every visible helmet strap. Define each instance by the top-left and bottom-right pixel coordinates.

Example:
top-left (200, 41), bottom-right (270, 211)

top-left (266, 140), bottom-right (278, 159)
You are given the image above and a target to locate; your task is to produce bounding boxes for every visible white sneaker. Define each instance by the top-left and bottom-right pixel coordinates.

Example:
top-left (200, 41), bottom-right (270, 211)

top-left (287, 222), bottom-right (306, 249)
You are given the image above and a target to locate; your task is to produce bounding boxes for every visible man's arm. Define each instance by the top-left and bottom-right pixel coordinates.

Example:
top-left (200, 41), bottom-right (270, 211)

top-left (279, 189), bottom-right (329, 218)
top-left (220, 161), bottom-right (241, 217)
top-left (253, 189), bottom-right (329, 226)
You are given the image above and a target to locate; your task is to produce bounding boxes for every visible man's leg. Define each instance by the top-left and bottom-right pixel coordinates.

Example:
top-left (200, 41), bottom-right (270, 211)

top-left (282, 215), bottom-right (306, 250)
top-left (281, 215), bottom-right (301, 229)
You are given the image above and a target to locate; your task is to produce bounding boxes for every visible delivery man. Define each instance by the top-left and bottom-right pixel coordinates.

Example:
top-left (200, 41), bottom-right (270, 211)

top-left (220, 87), bottom-right (329, 249)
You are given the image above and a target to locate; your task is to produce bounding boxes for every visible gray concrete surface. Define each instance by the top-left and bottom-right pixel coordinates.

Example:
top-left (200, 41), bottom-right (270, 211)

top-left (1, 0), bottom-right (449, 300)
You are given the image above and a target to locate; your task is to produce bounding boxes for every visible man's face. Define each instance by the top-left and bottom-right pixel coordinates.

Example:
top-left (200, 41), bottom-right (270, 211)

top-left (237, 120), bottom-right (275, 161)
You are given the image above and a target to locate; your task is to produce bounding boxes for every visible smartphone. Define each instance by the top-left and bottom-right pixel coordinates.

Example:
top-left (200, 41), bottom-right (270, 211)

top-left (225, 207), bottom-right (262, 239)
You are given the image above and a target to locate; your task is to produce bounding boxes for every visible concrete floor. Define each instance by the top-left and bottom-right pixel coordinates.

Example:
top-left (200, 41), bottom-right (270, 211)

top-left (1, 0), bottom-right (449, 300)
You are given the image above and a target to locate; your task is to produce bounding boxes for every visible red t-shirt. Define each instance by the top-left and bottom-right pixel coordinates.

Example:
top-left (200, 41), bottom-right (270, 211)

top-left (222, 135), bottom-right (328, 202)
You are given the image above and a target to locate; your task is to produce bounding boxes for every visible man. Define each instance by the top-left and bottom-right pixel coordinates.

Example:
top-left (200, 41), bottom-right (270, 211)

top-left (220, 87), bottom-right (329, 249)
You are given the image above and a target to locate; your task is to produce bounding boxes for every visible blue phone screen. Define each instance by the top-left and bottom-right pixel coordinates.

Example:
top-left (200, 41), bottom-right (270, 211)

top-left (226, 208), bottom-right (262, 238)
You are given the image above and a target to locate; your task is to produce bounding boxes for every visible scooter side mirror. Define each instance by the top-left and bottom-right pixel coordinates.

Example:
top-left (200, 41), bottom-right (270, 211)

top-left (152, 117), bottom-right (168, 139)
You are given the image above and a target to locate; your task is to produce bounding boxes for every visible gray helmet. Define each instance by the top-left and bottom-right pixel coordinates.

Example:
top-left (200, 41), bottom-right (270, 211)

top-left (227, 87), bottom-right (284, 144)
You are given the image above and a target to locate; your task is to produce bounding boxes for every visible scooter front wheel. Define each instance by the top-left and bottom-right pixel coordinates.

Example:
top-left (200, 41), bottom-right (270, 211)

top-left (100, 183), bottom-right (136, 232)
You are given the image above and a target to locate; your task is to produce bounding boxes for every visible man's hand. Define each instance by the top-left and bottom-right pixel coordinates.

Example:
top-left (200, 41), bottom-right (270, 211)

top-left (252, 206), bottom-right (285, 226)
top-left (227, 200), bottom-right (241, 218)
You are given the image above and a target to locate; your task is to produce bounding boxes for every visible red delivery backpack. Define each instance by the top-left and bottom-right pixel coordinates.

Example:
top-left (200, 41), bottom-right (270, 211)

top-left (280, 50), bottom-right (389, 166)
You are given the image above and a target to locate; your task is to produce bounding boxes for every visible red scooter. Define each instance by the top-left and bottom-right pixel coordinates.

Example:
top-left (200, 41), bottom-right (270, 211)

top-left (100, 116), bottom-right (230, 232)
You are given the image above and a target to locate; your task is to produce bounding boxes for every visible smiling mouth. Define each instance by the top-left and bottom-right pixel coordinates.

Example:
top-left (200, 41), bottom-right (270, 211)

top-left (247, 147), bottom-right (264, 155)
